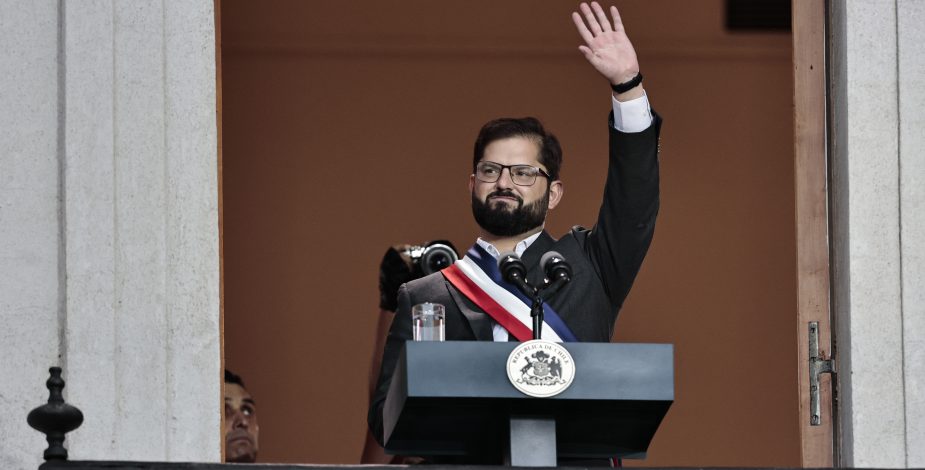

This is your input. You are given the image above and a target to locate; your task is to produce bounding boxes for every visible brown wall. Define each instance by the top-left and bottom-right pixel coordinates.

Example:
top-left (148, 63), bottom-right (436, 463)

top-left (221, 0), bottom-right (798, 465)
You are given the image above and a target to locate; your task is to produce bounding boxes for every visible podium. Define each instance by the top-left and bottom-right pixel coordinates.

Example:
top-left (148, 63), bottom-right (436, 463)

top-left (382, 341), bottom-right (673, 466)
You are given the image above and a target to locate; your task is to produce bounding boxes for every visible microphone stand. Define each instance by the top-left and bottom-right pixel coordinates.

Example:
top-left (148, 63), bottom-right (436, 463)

top-left (500, 252), bottom-right (571, 341)
top-left (531, 271), bottom-right (570, 340)
top-left (530, 294), bottom-right (543, 340)
top-left (508, 273), bottom-right (570, 341)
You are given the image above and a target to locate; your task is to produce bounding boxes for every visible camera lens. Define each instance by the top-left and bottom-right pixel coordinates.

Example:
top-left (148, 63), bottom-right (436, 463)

top-left (421, 244), bottom-right (458, 275)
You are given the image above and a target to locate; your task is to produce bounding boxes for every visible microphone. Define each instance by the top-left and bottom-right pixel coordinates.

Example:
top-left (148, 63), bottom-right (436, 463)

top-left (540, 251), bottom-right (571, 283)
top-left (498, 251), bottom-right (532, 297)
top-left (540, 251), bottom-right (571, 298)
top-left (497, 251), bottom-right (572, 341)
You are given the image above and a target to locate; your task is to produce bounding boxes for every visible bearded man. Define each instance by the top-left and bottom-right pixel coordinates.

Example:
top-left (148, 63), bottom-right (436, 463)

top-left (369, 1), bottom-right (661, 457)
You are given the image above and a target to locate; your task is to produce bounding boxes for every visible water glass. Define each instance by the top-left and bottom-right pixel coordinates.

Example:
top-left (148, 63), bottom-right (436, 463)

top-left (412, 303), bottom-right (445, 341)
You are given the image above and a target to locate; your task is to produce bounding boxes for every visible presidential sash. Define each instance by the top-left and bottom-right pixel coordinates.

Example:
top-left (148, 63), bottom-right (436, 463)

top-left (441, 244), bottom-right (578, 343)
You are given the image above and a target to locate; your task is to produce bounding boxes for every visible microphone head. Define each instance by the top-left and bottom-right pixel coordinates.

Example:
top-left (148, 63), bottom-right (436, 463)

top-left (498, 251), bottom-right (526, 283)
top-left (540, 251), bottom-right (571, 280)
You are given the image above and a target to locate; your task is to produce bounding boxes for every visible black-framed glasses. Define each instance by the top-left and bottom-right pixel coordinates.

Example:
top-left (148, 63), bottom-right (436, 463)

top-left (475, 161), bottom-right (551, 187)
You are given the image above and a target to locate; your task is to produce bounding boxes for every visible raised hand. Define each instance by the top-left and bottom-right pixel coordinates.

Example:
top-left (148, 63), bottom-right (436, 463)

top-left (571, 2), bottom-right (640, 90)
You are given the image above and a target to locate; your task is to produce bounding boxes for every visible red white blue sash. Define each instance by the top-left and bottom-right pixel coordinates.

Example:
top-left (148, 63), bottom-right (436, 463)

top-left (441, 244), bottom-right (578, 342)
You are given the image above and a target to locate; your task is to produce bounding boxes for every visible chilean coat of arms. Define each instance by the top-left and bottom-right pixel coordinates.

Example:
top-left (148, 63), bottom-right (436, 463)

top-left (506, 339), bottom-right (576, 397)
top-left (518, 350), bottom-right (566, 385)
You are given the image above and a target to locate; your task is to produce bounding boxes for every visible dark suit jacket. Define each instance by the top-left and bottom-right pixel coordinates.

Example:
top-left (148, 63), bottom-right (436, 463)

top-left (368, 113), bottom-right (662, 454)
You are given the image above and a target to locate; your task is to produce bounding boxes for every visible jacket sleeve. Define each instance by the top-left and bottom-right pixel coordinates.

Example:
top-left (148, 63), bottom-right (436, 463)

top-left (367, 283), bottom-right (414, 446)
top-left (583, 112), bottom-right (662, 313)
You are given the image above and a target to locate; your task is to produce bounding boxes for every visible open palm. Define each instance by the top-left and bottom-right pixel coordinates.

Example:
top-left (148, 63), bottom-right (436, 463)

top-left (572, 2), bottom-right (640, 85)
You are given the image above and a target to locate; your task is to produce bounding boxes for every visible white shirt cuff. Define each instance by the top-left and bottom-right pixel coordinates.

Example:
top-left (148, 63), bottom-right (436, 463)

top-left (611, 91), bottom-right (653, 133)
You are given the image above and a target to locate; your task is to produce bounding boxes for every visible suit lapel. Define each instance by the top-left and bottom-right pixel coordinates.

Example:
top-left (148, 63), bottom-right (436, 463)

top-left (522, 231), bottom-right (556, 285)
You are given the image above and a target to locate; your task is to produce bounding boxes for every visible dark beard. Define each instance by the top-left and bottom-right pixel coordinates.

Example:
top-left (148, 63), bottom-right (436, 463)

top-left (471, 189), bottom-right (549, 237)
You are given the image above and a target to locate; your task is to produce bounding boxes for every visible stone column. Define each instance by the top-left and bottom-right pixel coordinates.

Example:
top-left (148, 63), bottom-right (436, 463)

top-left (830, 0), bottom-right (925, 467)
top-left (0, 2), bottom-right (64, 469)
top-left (0, 1), bottom-right (221, 467)
top-left (897, 1), bottom-right (925, 467)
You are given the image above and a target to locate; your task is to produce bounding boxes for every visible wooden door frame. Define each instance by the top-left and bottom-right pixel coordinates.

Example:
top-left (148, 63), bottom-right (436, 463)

top-left (792, 0), bottom-right (835, 466)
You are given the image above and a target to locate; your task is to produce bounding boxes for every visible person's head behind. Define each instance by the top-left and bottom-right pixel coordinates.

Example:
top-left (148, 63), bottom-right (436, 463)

top-left (224, 369), bottom-right (259, 463)
top-left (469, 117), bottom-right (564, 237)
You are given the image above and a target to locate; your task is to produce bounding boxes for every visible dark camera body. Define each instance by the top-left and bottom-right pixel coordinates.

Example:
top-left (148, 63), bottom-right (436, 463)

top-left (403, 241), bottom-right (459, 277)
top-left (379, 240), bottom-right (459, 311)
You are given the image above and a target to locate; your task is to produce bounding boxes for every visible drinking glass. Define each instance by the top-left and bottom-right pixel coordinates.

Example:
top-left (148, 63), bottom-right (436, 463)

top-left (412, 303), bottom-right (445, 341)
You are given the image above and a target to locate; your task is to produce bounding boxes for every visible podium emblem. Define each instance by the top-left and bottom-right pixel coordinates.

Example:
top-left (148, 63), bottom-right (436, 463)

top-left (506, 339), bottom-right (575, 397)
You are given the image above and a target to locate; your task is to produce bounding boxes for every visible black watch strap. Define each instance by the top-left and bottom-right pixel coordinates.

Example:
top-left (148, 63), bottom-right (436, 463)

top-left (610, 72), bottom-right (643, 94)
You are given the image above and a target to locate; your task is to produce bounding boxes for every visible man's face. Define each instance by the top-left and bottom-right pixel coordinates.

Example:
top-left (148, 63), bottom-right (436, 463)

top-left (224, 383), bottom-right (259, 463)
top-left (469, 136), bottom-right (563, 237)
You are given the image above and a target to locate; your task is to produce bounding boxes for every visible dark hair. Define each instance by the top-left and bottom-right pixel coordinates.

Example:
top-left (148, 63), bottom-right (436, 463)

top-left (225, 369), bottom-right (245, 388)
top-left (473, 117), bottom-right (563, 181)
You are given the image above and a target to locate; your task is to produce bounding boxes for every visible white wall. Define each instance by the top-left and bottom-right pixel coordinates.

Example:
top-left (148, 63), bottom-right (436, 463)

top-left (0, 2), bottom-right (65, 468)
top-left (831, 0), bottom-right (925, 467)
top-left (0, 1), bottom-right (221, 468)
top-left (897, 1), bottom-right (925, 466)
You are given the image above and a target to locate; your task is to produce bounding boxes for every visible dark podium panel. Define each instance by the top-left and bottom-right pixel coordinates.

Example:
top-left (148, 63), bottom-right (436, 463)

top-left (383, 341), bottom-right (673, 462)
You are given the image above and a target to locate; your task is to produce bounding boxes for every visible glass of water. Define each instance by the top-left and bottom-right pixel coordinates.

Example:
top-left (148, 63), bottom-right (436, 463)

top-left (412, 303), bottom-right (445, 341)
